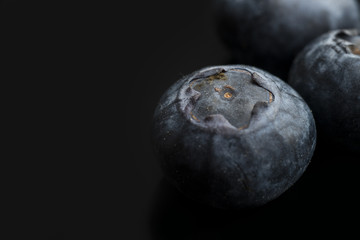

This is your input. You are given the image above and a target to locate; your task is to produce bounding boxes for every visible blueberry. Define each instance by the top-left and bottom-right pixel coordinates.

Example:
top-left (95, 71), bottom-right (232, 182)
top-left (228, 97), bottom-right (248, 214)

top-left (213, 0), bottom-right (360, 79)
top-left (152, 65), bottom-right (316, 209)
top-left (288, 29), bottom-right (360, 153)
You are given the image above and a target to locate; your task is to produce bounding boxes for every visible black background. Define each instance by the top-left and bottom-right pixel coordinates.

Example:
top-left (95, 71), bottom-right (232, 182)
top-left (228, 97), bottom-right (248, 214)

top-left (2, 1), bottom-right (359, 239)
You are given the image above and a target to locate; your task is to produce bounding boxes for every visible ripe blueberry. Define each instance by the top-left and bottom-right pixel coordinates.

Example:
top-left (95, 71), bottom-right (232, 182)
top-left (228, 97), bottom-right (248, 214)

top-left (213, 0), bottom-right (360, 79)
top-left (288, 29), bottom-right (360, 153)
top-left (152, 65), bottom-right (316, 209)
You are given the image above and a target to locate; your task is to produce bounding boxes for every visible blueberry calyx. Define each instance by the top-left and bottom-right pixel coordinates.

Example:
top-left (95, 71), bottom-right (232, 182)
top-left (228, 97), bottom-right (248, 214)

top-left (335, 30), bottom-right (360, 56)
top-left (179, 67), bottom-right (276, 131)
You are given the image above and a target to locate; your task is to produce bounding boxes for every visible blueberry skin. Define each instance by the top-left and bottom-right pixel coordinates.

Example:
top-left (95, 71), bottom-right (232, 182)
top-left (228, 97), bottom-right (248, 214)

top-left (152, 65), bottom-right (316, 209)
top-left (288, 29), bottom-right (360, 153)
top-left (213, 0), bottom-right (360, 79)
